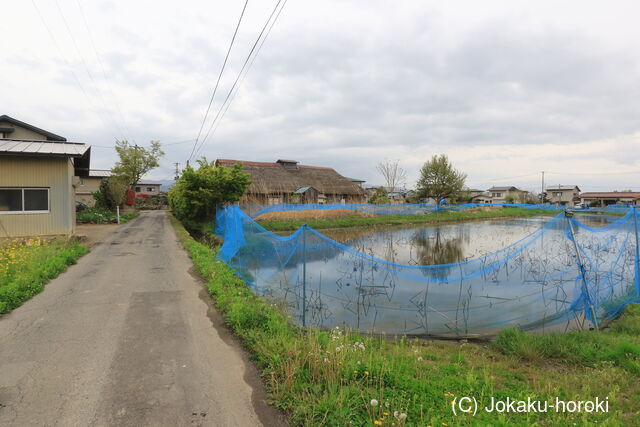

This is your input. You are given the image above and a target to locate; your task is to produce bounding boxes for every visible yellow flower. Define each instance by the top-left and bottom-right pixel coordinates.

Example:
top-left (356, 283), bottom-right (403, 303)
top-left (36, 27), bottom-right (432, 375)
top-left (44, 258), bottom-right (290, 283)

top-left (374, 421), bottom-right (382, 425)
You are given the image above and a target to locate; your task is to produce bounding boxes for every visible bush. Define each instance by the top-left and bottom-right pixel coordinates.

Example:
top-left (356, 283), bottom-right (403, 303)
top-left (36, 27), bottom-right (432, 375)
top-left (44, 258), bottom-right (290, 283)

top-left (168, 159), bottom-right (251, 234)
top-left (76, 207), bottom-right (139, 224)
top-left (77, 207), bottom-right (116, 223)
top-left (93, 175), bottom-right (128, 210)
top-left (135, 193), bottom-right (168, 210)
top-left (369, 187), bottom-right (389, 205)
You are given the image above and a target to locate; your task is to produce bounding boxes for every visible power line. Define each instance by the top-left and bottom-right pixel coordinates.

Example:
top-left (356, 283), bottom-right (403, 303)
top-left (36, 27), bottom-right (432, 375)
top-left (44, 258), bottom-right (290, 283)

top-left (191, 0), bottom-right (287, 160)
top-left (91, 138), bottom-right (195, 149)
top-left (200, 0), bottom-right (289, 150)
top-left (53, 0), bottom-right (127, 141)
top-left (546, 170), bottom-right (640, 176)
top-left (75, 0), bottom-right (133, 139)
top-left (190, 0), bottom-right (250, 161)
top-left (31, 0), bottom-right (108, 129)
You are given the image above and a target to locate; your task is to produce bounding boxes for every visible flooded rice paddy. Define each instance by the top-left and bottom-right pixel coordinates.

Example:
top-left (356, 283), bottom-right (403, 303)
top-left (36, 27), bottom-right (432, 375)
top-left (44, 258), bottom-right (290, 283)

top-left (258, 213), bottom-right (625, 337)
top-left (288, 213), bottom-right (618, 266)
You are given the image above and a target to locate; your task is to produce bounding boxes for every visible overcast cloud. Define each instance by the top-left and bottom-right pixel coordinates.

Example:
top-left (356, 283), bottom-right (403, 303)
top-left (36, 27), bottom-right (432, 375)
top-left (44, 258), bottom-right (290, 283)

top-left (2, 0), bottom-right (640, 192)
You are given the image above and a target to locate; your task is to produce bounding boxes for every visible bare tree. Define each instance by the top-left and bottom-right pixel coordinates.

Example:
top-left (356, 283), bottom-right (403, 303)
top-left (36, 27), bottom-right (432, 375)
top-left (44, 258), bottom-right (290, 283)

top-left (376, 159), bottom-right (407, 191)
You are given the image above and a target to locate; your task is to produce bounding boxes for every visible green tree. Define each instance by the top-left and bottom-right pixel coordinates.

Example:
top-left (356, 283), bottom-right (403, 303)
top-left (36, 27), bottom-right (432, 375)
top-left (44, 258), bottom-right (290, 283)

top-left (168, 160), bottom-right (251, 233)
top-left (112, 140), bottom-right (165, 187)
top-left (416, 154), bottom-right (467, 202)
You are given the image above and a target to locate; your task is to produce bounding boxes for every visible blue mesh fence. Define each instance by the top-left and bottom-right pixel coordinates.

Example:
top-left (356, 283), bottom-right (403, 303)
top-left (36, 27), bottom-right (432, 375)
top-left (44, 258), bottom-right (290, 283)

top-left (241, 201), bottom-right (631, 218)
top-left (215, 205), bottom-right (640, 337)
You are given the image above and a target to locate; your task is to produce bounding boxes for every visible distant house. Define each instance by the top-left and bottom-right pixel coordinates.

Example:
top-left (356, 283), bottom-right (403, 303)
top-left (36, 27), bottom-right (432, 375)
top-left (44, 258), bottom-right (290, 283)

top-left (471, 193), bottom-right (492, 204)
top-left (383, 186), bottom-right (409, 204)
top-left (466, 188), bottom-right (485, 199)
top-left (346, 177), bottom-right (366, 188)
top-left (0, 115), bottom-right (90, 237)
top-left (579, 192), bottom-right (640, 207)
top-left (76, 169), bottom-right (111, 206)
top-left (488, 186), bottom-right (528, 204)
top-left (134, 181), bottom-right (162, 197)
top-left (546, 185), bottom-right (580, 206)
top-left (215, 159), bottom-right (366, 205)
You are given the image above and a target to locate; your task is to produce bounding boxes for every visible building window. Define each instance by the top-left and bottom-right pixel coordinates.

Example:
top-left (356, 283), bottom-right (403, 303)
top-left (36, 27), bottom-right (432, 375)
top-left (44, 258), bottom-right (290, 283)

top-left (0, 188), bottom-right (49, 213)
top-left (147, 187), bottom-right (154, 192)
top-left (135, 186), bottom-right (141, 192)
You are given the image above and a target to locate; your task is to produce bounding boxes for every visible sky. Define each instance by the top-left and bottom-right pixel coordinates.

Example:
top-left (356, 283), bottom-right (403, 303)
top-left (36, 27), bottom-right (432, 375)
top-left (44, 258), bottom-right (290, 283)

top-left (3, 0), bottom-right (640, 193)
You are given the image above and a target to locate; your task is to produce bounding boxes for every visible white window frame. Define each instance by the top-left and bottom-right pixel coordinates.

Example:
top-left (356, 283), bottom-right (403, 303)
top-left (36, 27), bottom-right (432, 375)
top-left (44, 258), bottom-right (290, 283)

top-left (0, 187), bottom-right (50, 214)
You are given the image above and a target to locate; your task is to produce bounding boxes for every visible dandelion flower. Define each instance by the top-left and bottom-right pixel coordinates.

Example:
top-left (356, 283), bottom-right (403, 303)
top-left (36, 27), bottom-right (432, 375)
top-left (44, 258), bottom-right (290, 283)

top-left (370, 399), bottom-right (379, 406)
top-left (399, 413), bottom-right (407, 420)
top-left (374, 421), bottom-right (382, 425)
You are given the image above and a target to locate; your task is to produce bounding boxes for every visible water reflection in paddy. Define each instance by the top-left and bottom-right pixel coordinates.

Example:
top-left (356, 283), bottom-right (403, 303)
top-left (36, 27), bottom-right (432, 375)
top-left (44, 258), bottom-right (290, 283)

top-left (305, 213), bottom-right (619, 265)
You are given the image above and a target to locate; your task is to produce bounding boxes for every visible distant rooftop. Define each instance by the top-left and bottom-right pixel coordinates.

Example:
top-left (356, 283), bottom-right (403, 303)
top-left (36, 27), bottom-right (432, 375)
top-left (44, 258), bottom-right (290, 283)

top-left (488, 186), bottom-right (522, 192)
top-left (580, 192), bottom-right (640, 198)
top-left (546, 185), bottom-right (580, 191)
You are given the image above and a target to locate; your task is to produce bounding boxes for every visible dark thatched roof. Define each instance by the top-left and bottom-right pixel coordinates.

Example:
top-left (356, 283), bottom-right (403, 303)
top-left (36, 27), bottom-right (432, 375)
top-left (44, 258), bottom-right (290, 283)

top-left (215, 159), bottom-right (366, 196)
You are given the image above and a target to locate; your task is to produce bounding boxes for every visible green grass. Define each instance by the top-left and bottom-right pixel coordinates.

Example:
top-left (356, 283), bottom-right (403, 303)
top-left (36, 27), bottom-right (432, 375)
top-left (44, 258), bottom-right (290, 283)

top-left (257, 208), bottom-right (557, 231)
top-left (0, 238), bottom-right (88, 314)
top-left (169, 213), bottom-right (640, 426)
top-left (77, 207), bottom-right (140, 224)
top-left (494, 305), bottom-right (640, 374)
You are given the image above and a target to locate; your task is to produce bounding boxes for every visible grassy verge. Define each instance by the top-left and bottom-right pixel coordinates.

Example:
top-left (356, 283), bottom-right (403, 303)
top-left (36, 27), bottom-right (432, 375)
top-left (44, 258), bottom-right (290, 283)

top-left (257, 208), bottom-right (557, 231)
top-left (169, 213), bottom-right (640, 426)
top-left (0, 238), bottom-right (88, 314)
top-left (77, 207), bottom-right (140, 224)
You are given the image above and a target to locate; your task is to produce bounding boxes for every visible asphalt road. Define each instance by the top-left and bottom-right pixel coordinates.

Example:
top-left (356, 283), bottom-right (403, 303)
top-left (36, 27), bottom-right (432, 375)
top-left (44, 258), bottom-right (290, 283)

top-left (0, 211), bottom-right (284, 427)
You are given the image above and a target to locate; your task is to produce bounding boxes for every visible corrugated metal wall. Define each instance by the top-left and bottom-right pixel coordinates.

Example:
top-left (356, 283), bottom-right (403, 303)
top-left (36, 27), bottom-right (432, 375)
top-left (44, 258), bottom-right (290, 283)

top-left (0, 157), bottom-right (75, 237)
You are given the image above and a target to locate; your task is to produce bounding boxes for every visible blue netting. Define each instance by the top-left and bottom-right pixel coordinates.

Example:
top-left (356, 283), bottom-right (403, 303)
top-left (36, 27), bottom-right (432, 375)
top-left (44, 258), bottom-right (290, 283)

top-left (241, 201), bottom-right (631, 218)
top-left (215, 205), bottom-right (640, 337)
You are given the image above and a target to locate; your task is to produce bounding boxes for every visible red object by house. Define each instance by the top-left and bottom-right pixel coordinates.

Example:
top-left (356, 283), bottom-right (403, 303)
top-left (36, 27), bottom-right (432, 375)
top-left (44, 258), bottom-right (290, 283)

top-left (126, 189), bottom-right (135, 205)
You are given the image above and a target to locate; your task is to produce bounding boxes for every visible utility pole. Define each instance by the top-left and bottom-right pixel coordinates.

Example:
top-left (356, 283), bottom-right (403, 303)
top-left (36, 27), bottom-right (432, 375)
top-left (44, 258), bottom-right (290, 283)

top-left (174, 162), bottom-right (180, 181)
top-left (541, 171), bottom-right (545, 202)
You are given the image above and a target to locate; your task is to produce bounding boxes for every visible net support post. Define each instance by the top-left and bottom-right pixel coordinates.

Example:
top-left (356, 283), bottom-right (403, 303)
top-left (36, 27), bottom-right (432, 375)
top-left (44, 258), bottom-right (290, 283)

top-left (634, 207), bottom-right (640, 295)
top-left (302, 223), bottom-right (307, 328)
top-left (565, 210), bottom-right (599, 330)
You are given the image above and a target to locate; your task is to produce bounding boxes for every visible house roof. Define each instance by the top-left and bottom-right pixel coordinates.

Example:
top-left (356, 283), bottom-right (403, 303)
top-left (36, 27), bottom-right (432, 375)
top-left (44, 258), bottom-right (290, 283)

top-left (0, 139), bottom-right (91, 177)
top-left (488, 186), bottom-right (521, 192)
top-left (215, 159), bottom-right (365, 196)
top-left (136, 181), bottom-right (162, 186)
top-left (0, 115), bottom-right (67, 141)
top-left (89, 169), bottom-right (112, 178)
top-left (546, 185), bottom-right (580, 191)
top-left (0, 139), bottom-right (88, 157)
top-left (580, 192), bottom-right (640, 199)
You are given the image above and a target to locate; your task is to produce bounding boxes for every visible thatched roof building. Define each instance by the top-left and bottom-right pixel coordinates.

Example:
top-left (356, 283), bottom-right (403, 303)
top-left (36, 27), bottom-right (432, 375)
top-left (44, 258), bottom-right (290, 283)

top-left (215, 158), bottom-right (366, 205)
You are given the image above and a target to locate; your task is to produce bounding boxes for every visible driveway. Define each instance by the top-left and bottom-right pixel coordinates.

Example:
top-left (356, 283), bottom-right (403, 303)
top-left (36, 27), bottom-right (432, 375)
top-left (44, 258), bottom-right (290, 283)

top-left (0, 211), bottom-right (284, 426)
